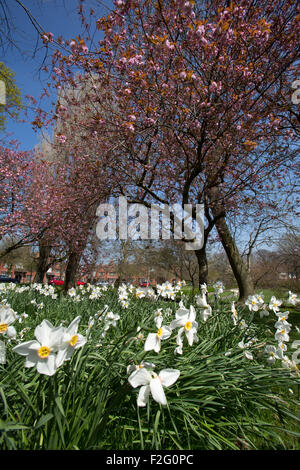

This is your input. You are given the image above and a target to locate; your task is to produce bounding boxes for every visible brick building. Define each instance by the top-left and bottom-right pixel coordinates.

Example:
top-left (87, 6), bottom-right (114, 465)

top-left (0, 260), bottom-right (174, 286)
top-left (0, 262), bottom-right (62, 284)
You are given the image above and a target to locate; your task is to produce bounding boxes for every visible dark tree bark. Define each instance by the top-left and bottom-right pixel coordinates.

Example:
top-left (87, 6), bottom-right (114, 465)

top-left (208, 186), bottom-right (254, 301)
top-left (64, 250), bottom-right (82, 292)
top-left (34, 243), bottom-right (51, 283)
top-left (214, 215), bottom-right (254, 301)
top-left (194, 246), bottom-right (208, 287)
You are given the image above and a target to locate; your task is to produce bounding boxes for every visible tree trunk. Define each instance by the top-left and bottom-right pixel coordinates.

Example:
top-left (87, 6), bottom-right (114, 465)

top-left (208, 185), bottom-right (254, 302)
top-left (214, 215), bottom-right (254, 301)
top-left (194, 246), bottom-right (208, 287)
top-left (64, 250), bottom-right (82, 292)
top-left (34, 244), bottom-right (51, 283)
top-left (63, 202), bottom-right (100, 293)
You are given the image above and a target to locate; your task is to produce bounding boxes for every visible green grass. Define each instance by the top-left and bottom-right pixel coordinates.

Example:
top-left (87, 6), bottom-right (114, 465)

top-left (0, 283), bottom-right (299, 450)
top-left (216, 287), bottom-right (300, 339)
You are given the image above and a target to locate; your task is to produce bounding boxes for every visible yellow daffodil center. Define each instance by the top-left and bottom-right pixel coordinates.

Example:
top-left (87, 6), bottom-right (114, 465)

top-left (281, 329), bottom-right (285, 334)
top-left (0, 323), bottom-right (8, 333)
top-left (282, 317), bottom-right (286, 321)
top-left (38, 346), bottom-right (51, 358)
top-left (251, 301), bottom-right (256, 305)
top-left (69, 335), bottom-right (78, 347)
top-left (157, 328), bottom-right (163, 338)
top-left (185, 321), bottom-right (192, 331)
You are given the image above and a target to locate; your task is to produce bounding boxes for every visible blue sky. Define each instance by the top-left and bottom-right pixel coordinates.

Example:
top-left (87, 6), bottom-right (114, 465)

top-left (1, 0), bottom-right (113, 150)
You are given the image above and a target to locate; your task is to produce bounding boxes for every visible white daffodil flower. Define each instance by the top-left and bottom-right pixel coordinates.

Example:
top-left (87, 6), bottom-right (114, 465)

top-left (68, 287), bottom-right (77, 297)
top-left (0, 306), bottom-right (17, 339)
top-left (13, 319), bottom-right (64, 376)
top-left (136, 289), bottom-right (146, 299)
top-left (238, 340), bottom-right (253, 360)
top-left (269, 296), bottom-right (282, 313)
top-left (196, 294), bottom-right (212, 322)
top-left (264, 345), bottom-right (284, 364)
top-left (103, 312), bottom-right (120, 331)
top-left (144, 325), bottom-right (172, 353)
top-left (200, 305), bottom-right (212, 322)
top-left (119, 291), bottom-right (128, 301)
top-left (127, 326), bottom-right (144, 343)
top-left (128, 367), bottom-right (180, 407)
top-left (86, 316), bottom-right (95, 336)
top-left (245, 295), bottom-right (260, 312)
top-left (288, 291), bottom-right (299, 306)
top-left (274, 318), bottom-right (292, 330)
top-left (281, 357), bottom-right (300, 373)
top-left (174, 334), bottom-right (184, 355)
top-left (18, 327), bottom-right (30, 340)
top-left (239, 319), bottom-right (248, 330)
top-left (0, 298), bottom-right (10, 307)
top-left (165, 307), bottom-right (173, 318)
top-left (0, 340), bottom-right (6, 364)
top-left (230, 289), bottom-right (239, 297)
top-left (118, 284), bottom-right (128, 294)
top-left (127, 361), bottom-right (155, 375)
top-left (89, 292), bottom-right (98, 300)
top-left (231, 302), bottom-right (239, 325)
top-left (18, 312), bottom-right (29, 323)
top-left (259, 305), bottom-right (269, 318)
top-left (157, 282), bottom-right (175, 300)
top-left (256, 294), bottom-right (265, 306)
top-left (94, 305), bottom-right (109, 320)
top-left (170, 305), bottom-right (198, 352)
top-left (275, 325), bottom-right (290, 343)
top-left (275, 311), bottom-right (289, 321)
top-left (196, 293), bottom-right (208, 308)
top-left (154, 309), bottom-right (163, 328)
top-left (214, 281), bottom-right (224, 295)
top-left (277, 341), bottom-right (288, 353)
top-left (200, 283), bottom-right (208, 295)
top-left (146, 288), bottom-right (157, 300)
top-left (56, 316), bottom-right (87, 368)
top-left (169, 291), bottom-right (176, 300)
top-left (120, 299), bottom-right (129, 308)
